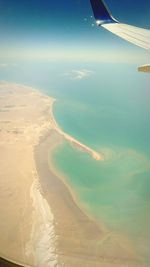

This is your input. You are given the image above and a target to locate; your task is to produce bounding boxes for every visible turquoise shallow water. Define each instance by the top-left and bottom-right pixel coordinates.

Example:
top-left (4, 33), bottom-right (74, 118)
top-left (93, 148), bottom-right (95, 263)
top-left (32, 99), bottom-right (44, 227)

top-left (52, 143), bottom-right (150, 235)
top-left (50, 63), bottom-right (150, 260)
top-left (52, 140), bottom-right (150, 260)
top-left (1, 61), bottom-right (150, 261)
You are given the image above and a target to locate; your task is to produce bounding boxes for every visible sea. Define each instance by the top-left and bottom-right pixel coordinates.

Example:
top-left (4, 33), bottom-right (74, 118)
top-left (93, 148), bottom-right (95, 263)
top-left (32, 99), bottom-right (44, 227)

top-left (1, 60), bottom-right (150, 261)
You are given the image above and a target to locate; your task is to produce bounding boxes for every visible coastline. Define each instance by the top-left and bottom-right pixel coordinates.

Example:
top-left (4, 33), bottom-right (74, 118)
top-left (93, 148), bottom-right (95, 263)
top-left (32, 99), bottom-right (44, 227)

top-left (0, 81), bottom-right (58, 266)
top-left (50, 99), bottom-right (103, 161)
top-left (47, 138), bottom-right (107, 232)
top-left (0, 81), bottom-right (142, 266)
top-left (35, 129), bottom-right (141, 267)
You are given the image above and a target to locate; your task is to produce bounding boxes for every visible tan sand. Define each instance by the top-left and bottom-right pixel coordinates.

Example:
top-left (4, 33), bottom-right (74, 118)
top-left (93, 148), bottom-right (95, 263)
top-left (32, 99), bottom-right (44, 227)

top-left (0, 81), bottom-right (57, 266)
top-left (0, 81), bottom-right (143, 267)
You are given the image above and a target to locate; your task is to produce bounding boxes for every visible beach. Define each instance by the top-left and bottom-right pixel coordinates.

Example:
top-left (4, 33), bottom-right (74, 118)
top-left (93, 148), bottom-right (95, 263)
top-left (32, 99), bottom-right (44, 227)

top-left (0, 81), bottom-right (57, 266)
top-left (0, 81), bottom-right (142, 266)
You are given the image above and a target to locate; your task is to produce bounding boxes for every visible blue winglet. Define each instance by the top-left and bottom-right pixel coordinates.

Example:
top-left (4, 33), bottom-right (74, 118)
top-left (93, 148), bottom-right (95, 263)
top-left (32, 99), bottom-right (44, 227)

top-left (90, 0), bottom-right (118, 25)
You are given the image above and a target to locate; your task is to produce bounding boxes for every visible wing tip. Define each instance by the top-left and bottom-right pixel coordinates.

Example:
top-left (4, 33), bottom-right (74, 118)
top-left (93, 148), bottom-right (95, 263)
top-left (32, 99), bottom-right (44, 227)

top-left (90, 0), bottom-right (118, 26)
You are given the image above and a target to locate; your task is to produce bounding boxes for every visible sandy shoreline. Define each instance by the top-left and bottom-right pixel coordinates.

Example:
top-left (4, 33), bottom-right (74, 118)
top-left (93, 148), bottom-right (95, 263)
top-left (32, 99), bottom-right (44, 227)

top-left (49, 100), bottom-right (103, 161)
top-left (35, 130), bottom-right (143, 267)
top-left (0, 81), bottom-right (57, 266)
top-left (0, 81), bottom-right (142, 266)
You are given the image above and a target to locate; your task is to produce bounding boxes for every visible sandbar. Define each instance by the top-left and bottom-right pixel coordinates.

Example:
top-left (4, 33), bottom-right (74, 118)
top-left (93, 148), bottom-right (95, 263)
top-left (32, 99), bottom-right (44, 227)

top-left (0, 81), bottom-right (142, 266)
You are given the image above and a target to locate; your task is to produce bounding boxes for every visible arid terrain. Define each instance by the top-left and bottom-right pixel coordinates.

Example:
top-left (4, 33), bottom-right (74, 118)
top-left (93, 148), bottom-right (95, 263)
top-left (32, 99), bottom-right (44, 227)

top-left (0, 81), bottom-right (142, 267)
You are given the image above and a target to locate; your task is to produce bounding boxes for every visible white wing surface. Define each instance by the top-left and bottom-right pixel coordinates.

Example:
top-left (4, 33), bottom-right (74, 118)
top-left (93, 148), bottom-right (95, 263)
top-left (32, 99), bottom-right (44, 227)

top-left (90, 0), bottom-right (150, 72)
top-left (103, 23), bottom-right (150, 51)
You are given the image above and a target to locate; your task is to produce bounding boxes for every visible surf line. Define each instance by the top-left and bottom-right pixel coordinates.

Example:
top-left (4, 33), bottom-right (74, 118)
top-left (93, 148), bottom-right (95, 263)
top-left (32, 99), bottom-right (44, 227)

top-left (50, 99), bottom-right (103, 161)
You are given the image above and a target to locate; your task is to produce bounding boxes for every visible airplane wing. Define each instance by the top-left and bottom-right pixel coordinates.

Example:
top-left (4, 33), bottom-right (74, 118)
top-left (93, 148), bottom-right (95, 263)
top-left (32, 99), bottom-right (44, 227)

top-left (90, 0), bottom-right (150, 73)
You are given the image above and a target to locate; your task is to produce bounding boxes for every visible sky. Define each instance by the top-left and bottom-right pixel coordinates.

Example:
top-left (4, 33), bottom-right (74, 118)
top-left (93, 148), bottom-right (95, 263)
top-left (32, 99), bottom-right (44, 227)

top-left (0, 0), bottom-right (149, 63)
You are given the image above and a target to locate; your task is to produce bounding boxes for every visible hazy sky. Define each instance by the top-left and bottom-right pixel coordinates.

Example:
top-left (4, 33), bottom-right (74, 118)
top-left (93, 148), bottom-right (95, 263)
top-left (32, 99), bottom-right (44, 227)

top-left (0, 0), bottom-right (149, 62)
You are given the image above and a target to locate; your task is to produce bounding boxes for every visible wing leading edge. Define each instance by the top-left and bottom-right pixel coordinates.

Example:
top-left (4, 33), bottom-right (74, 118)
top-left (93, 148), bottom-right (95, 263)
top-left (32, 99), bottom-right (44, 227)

top-left (90, 0), bottom-right (150, 73)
